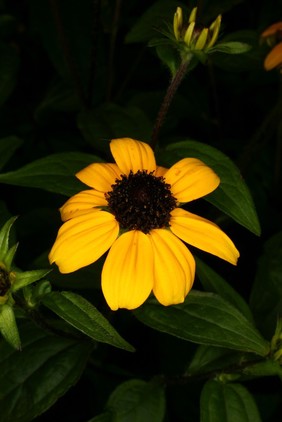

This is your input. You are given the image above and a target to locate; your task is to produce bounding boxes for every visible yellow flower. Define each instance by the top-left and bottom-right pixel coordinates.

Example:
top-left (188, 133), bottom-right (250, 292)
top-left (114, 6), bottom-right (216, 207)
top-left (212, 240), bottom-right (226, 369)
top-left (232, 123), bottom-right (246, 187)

top-left (261, 22), bottom-right (282, 71)
top-left (49, 138), bottom-right (239, 310)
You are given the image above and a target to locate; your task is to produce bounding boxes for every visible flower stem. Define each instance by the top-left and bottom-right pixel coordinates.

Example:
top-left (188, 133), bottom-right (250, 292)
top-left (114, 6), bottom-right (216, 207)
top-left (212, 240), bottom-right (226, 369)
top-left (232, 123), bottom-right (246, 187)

top-left (150, 59), bottom-right (190, 150)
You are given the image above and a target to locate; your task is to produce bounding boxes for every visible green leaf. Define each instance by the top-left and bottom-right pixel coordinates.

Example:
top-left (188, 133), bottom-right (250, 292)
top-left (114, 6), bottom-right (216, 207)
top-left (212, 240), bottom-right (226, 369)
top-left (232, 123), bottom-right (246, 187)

top-left (0, 322), bottom-right (93, 422)
top-left (0, 304), bottom-right (20, 350)
top-left (0, 136), bottom-right (23, 171)
top-left (195, 257), bottom-right (254, 322)
top-left (125, 0), bottom-right (180, 44)
top-left (134, 291), bottom-right (269, 356)
top-left (211, 42), bottom-right (252, 55)
top-left (200, 380), bottom-right (262, 422)
top-left (157, 140), bottom-right (261, 235)
top-left (241, 360), bottom-right (282, 381)
top-left (35, 80), bottom-right (80, 122)
top-left (106, 379), bottom-right (165, 422)
top-left (42, 291), bottom-right (135, 352)
top-left (0, 152), bottom-right (103, 196)
top-left (249, 231), bottom-right (282, 337)
top-left (155, 44), bottom-right (180, 76)
top-left (87, 414), bottom-right (112, 422)
top-left (12, 269), bottom-right (51, 292)
top-left (32, 249), bottom-right (104, 290)
top-left (77, 104), bottom-right (152, 155)
top-left (211, 30), bottom-right (264, 71)
top-left (29, 0), bottom-right (93, 92)
top-left (187, 344), bottom-right (242, 376)
top-left (0, 41), bottom-right (19, 106)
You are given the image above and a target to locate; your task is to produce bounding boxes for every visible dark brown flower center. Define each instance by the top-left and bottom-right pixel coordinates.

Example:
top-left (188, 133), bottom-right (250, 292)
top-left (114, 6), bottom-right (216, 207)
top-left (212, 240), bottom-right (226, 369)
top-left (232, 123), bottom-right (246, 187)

top-left (0, 267), bottom-right (10, 296)
top-left (105, 170), bottom-right (177, 233)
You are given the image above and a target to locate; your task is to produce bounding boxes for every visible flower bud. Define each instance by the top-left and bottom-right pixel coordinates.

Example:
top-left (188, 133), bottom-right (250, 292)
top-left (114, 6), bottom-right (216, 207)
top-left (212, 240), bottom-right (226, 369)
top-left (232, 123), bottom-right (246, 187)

top-left (173, 6), bottom-right (221, 53)
top-left (173, 7), bottom-right (183, 41)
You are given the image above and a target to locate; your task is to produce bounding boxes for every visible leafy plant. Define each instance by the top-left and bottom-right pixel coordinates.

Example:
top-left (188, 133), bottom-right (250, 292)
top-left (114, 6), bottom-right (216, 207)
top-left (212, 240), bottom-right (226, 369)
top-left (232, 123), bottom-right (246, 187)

top-left (0, 0), bottom-right (281, 421)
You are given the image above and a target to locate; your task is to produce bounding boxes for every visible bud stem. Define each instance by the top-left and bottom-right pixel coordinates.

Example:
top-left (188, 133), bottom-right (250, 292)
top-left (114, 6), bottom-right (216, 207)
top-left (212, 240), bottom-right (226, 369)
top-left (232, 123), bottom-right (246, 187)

top-left (150, 58), bottom-right (191, 150)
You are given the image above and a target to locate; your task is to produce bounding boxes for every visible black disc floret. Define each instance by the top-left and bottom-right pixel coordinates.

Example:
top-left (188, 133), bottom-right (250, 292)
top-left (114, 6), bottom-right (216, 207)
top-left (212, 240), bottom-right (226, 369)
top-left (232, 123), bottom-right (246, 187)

top-left (105, 170), bottom-right (177, 233)
top-left (0, 267), bottom-right (10, 296)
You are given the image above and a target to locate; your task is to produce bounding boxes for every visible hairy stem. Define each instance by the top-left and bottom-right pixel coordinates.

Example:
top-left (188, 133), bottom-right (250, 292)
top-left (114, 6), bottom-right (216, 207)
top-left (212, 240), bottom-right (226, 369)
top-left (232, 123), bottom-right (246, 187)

top-left (150, 59), bottom-right (190, 150)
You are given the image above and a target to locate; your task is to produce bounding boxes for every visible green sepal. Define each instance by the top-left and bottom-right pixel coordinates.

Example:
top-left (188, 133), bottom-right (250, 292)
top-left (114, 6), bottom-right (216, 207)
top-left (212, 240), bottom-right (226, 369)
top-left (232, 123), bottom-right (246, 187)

top-left (2, 242), bottom-right (18, 270)
top-left (0, 216), bottom-right (17, 267)
top-left (0, 303), bottom-right (21, 350)
top-left (12, 269), bottom-right (51, 292)
top-left (23, 280), bottom-right (52, 308)
top-left (192, 49), bottom-right (208, 63)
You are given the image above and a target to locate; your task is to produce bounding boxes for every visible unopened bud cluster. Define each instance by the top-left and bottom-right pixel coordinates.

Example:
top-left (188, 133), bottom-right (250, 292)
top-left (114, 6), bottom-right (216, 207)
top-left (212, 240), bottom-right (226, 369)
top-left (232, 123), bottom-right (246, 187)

top-left (0, 217), bottom-right (51, 349)
top-left (173, 7), bottom-right (221, 52)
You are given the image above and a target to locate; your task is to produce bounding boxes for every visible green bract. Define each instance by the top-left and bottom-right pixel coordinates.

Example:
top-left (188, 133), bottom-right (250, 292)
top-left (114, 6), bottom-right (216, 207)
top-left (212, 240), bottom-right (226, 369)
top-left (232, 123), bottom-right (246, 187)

top-left (0, 217), bottom-right (50, 349)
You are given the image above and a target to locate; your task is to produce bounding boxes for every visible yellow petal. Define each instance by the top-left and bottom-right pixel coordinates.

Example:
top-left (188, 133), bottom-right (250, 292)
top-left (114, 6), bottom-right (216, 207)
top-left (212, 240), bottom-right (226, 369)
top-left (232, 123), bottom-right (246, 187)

top-left (170, 208), bottom-right (239, 265)
top-left (188, 6), bottom-right (197, 23)
top-left (76, 163), bottom-right (121, 192)
top-left (102, 230), bottom-right (153, 310)
top-left (164, 158), bottom-right (220, 203)
top-left (60, 190), bottom-right (107, 221)
top-left (195, 28), bottom-right (209, 50)
top-left (207, 14), bottom-right (222, 48)
top-left (110, 138), bottom-right (156, 174)
top-left (261, 22), bottom-right (282, 38)
top-left (49, 210), bottom-right (119, 273)
top-left (184, 21), bottom-right (196, 46)
top-left (149, 229), bottom-right (195, 306)
top-left (155, 165), bottom-right (168, 177)
top-left (264, 42), bottom-right (282, 70)
top-left (173, 7), bottom-right (183, 40)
